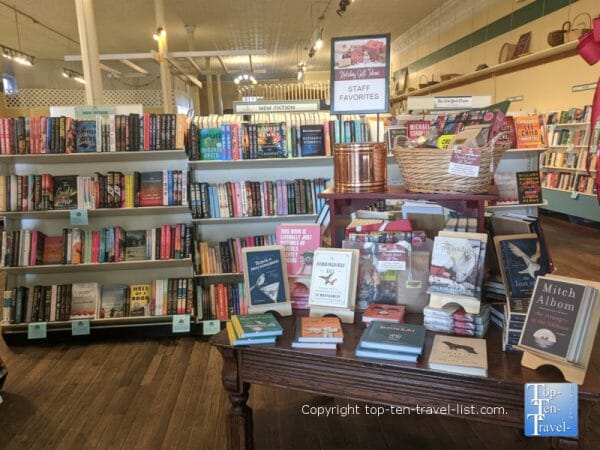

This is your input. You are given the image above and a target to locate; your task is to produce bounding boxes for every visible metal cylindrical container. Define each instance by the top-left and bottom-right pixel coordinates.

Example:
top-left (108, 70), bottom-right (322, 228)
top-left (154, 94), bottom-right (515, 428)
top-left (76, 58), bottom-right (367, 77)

top-left (333, 142), bottom-right (387, 193)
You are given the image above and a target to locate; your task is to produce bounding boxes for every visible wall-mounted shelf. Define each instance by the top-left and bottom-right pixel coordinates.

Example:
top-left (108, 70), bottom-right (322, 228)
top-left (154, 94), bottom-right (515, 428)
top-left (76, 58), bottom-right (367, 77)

top-left (504, 148), bottom-right (548, 153)
top-left (189, 156), bottom-right (333, 169)
top-left (194, 273), bottom-right (243, 280)
top-left (1, 258), bottom-right (193, 274)
top-left (548, 122), bottom-right (590, 128)
top-left (0, 150), bottom-right (187, 164)
top-left (1, 205), bottom-right (191, 219)
top-left (390, 41), bottom-right (578, 104)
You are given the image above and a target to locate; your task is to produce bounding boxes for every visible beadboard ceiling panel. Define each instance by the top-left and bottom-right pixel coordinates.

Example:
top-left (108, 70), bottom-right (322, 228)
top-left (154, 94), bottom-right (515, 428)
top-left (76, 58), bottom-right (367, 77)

top-left (0, 0), bottom-right (446, 80)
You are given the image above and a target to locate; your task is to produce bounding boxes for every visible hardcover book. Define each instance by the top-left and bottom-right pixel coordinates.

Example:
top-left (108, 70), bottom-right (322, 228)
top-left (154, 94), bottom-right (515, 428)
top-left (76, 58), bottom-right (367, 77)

top-left (70, 282), bottom-right (99, 320)
top-left (428, 236), bottom-right (481, 298)
top-left (99, 284), bottom-right (128, 318)
top-left (129, 284), bottom-right (151, 317)
top-left (493, 171), bottom-right (519, 205)
top-left (75, 120), bottom-right (97, 153)
top-left (359, 321), bottom-right (426, 354)
top-left (53, 176), bottom-right (78, 209)
top-left (276, 223), bottom-right (321, 276)
top-left (296, 316), bottom-right (343, 343)
top-left (513, 114), bottom-right (543, 149)
top-left (256, 123), bottom-right (286, 158)
top-left (309, 248), bottom-right (359, 311)
top-left (494, 234), bottom-right (551, 300)
top-left (138, 172), bottom-right (163, 207)
top-left (231, 312), bottom-right (283, 338)
top-left (42, 236), bottom-right (65, 264)
top-left (516, 171), bottom-right (543, 205)
top-left (226, 321), bottom-right (276, 346)
top-left (428, 335), bottom-right (488, 377)
top-left (300, 125), bottom-right (325, 157)
top-left (125, 230), bottom-right (147, 261)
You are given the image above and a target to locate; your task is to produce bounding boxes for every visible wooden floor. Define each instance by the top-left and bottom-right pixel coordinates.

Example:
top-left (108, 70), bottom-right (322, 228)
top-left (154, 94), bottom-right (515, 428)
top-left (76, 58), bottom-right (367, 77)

top-left (1, 213), bottom-right (599, 450)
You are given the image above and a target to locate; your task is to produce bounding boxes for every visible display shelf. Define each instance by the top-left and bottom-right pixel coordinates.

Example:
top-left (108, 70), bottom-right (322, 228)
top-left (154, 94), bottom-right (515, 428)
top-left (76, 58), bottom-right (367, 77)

top-left (1, 205), bottom-right (191, 219)
top-left (549, 145), bottom-right (588, 149)
top-left (547, 122), bottom-right (590, 127)
top-left (189, 156), bottom-right (333, 169)
top-left (192, 213), bottom-right (317, 224)
top-left (542, 186), bottom-right (596, 197)
top-left (0, 150), bottom-right (187, 164)
top-left (389, 40), bottom-right (578, 104)
top-left (487, 201), bottom-right (548, 210)
top-left (504, 147), bottom-right (548, 153)
top-left (1, 258), bottom-right (192, 274)
top-left (542, 187), bottom-right (600, 222)
top-left (541, 166), bottom-right (597, 174)
top-left (194, 273), bottom-right (243, 279)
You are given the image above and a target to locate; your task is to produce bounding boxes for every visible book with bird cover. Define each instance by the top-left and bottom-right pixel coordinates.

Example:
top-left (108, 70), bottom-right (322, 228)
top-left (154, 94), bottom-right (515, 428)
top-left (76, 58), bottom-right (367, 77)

top-left (242, 245), bottom-right (291, 316)
top-left (428, 334), bottom-right (488, 377)
top-left (494, 234), bottom-right (551, 300)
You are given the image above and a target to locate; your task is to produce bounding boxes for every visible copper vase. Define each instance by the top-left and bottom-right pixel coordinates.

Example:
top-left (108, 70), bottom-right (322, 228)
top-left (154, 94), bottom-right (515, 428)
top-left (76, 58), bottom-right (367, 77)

top-left (333, 142), bottom-right (387, 193)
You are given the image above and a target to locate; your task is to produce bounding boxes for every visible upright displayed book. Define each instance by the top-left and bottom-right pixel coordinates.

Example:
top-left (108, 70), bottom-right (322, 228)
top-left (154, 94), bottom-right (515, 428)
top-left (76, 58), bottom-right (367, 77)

top-left (69, 282), bottom-right (100, 320)
top-left (308, 248), bottom-right (359, 323)
top-left (428, 335), bottom-right (488, 377)
top-left (355, 322), bottom-right (426, 362)
top-left (516, 171), bottom-right (543, 205)
top-left (242, 245), bottom-right (292, 316)
top-left (129, 284), bottom-right (151, 317)
top-left (99, 284), bottom-right (128, 318)
top-left (518, 275), bottom-right (600, 384)
top-left (513, 114), bottom-right (544, 149)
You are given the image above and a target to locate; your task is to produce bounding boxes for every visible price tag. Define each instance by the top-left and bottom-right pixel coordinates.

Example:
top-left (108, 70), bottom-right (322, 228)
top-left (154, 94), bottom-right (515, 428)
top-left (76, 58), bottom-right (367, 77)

top-left (172, 314), bottom-right (191, 333)
top-left (202, 320), bottom-right (221, 335)
top-left (71, 319), bottom-right (90, 336)
top-left (70, 209), bottom-right (89, 226)
top-left (27, 322), bottom-right (47, 340)
top-left (448, 147), bottom-right (481, 177)
top-left (570, 191), bottom-right (579, 199)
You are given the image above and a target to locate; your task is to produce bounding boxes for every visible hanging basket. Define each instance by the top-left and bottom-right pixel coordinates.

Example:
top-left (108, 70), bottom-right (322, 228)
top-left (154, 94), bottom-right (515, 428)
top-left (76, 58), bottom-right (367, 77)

top-left (392, 134), bottom-right (509, 194)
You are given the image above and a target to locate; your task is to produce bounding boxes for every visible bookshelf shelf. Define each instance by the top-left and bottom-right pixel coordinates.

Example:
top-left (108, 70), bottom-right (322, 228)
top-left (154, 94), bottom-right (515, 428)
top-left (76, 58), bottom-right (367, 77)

top-left (486, 201), bottom-right (548, 210)
top-left (0, 150), bottom-right (187, 164)
top-left (540, 166), bottom-right (597, 174)
top-left (542, 186), bottom-right (596, 197)
top-left (548, 122), bottom-right (590, 127)
top-left (550, 145), bottom-right (588, 149)
top-left (504, 147), bottom-right (548, 153)
top-left (194, 273), bottom-right (243, 279)
top-left (1, 258), bottom-right (193, 274)
top-left (189, 156), bottom-right (333, 168)
top-left (1, 315), bottom-right (195, 332)
top-left (192, 214), bottom-right (318, 224)
top-left (542, 187), bottom-right (600, 222)
top-left (1, 205), bottom-right (191, 219)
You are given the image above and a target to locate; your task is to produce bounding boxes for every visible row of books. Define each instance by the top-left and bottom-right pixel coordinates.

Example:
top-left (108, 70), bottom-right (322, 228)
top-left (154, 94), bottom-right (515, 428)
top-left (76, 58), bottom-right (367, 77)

top-left (0, 113), bottom-right (187, 155)
top-left (0, 170), bottom-right (188, 212)
top-left (547, 127), bottom-right (588, 147)
top-left (189, 178), bottom-right (328, 219)
top-left (546, 106), bottom-right (592, 125)
top-left (493, 170), bottom-right (543, 205)
top-left (197, 283), bottom-right (246, 321)
top-left (195, 234), bottom-right (276, 275)
top-left (542, 172), bottom-right (597, 194)
top-left (0, 224), bottom-right (192, 267)
top-left (540, 150), bottom-right (597, 171)
top-left (1, 278), bottom-right (194, 324)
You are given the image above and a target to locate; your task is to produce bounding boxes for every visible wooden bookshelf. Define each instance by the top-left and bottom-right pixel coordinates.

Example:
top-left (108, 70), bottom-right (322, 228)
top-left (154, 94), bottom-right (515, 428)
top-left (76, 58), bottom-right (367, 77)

top-left (1, 205), bottom-right (191, 219)
top-left (1, 258), bottom-right (193, 274)
top-left (192, 213), bottom-right (318, 224)
top-left (541, 166), bottom-right (597, 174)
top-left (0, 150), bottom-right (187, 164)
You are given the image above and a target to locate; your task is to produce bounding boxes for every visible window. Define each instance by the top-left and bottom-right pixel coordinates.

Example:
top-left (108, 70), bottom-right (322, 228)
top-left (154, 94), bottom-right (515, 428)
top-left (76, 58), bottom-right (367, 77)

top-left (2, 73), bottom-right (17, 95)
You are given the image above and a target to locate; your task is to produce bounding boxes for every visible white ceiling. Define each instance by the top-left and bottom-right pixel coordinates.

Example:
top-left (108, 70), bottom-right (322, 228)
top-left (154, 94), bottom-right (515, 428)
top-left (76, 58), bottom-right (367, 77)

top-left (0, 0), bottom-right (447, 80)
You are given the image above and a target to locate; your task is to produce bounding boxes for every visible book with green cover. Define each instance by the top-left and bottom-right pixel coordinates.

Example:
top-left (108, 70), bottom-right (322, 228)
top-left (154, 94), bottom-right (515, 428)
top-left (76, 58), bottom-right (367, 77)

top-left (226, 322), bottom-right (277, 346)
top-left (231, 312), bottom-right (283, 338)
top-left (359, 321), bottom-right (426, 354)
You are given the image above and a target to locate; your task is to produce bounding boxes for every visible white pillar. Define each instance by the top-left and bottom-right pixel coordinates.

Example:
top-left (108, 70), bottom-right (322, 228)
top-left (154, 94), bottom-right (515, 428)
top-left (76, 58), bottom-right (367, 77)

top-left (206, 57), bottom-right (215, 115)
top-left (74, 0), bottom-right (104, 105)
top-left (185, 25), bottom-right (201, 115)
top-left (216, 74), bottom-right (224, 115)
top-left (155, 0), bottom-right (174, 113)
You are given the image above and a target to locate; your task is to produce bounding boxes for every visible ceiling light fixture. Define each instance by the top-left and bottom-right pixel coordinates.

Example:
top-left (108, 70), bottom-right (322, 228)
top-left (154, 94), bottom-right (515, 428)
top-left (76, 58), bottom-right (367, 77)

top-left (0, 45), bottom-right (34, 66)
top-left (234, 74), bottom-right (257, 85)
top-left (337, 0), bottom-right (351, 16)
top-left (314, 29), bottom-right (324, 50)
top-left (62, 67), bottom-right (85, 84)
top-left (153, 27), bottom-right (166, 41)
top-left (297, 62), bottom-right (306, 81)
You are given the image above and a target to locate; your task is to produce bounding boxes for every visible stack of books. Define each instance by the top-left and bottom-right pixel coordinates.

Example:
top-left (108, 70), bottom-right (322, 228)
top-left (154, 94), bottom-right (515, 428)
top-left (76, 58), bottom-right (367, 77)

top-left (355, 321), bottom-right (426, 362)
top-left (423, 304), bottom-right (490, 337)
top-left (226, 312), bottom-right (283, 346)
top-left (292, 316), bottom-right (343, 350)
top-left (362, 303), bottom-right (405, 326)
top-left (502, 299), bottom-right (527, 352)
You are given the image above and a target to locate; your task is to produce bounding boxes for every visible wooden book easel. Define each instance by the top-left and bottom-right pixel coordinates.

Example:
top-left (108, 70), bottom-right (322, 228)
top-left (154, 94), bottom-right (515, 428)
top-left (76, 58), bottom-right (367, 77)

top-left (309, 306), bottom-right (355, 324)
top-left (519, 275), bottom-right (600, 385)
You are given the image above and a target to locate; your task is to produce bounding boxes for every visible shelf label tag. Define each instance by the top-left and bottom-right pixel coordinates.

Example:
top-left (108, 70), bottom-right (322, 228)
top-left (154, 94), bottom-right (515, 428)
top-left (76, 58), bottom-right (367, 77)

top-left (28, 322), bottom-right (47, 340)
top-left (567, 144), bottom-right (574, 152)
top-left (570, 191), bottom-right (579, 199)
top-left (70, 209), bottom-right (89, 226)
top-left (72, 319), bottom-right (91, 336)
top-left (203, 320), bottom-right (221, 335)
top-left (172, 314), bottom-right (191, 333)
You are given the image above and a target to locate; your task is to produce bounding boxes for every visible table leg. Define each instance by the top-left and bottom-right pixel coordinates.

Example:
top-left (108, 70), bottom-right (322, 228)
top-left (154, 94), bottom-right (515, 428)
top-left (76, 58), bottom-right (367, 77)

top-left (218, 347), bottom-right (254, 450)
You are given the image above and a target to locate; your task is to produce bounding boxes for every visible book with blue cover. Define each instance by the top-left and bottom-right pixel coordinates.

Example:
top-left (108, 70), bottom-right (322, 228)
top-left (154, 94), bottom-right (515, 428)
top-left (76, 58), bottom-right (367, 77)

top-left (226, 322), bottom-right (276, 346)
top-left (355, 347), bottom-right (419, 362)
top-left (300, 125), bottom-right (325, 156)
top-left (358, 321), bottom-right (426, 354)
top-left (231, 312), bottom-right (283, 338)
top-left (75, 120), bottom-right (97, 152)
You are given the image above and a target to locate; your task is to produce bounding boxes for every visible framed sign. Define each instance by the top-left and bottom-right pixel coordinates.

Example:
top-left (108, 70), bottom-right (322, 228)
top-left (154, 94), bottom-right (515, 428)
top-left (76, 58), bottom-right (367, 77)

top-left (330, 33), bottom-right (391, 115)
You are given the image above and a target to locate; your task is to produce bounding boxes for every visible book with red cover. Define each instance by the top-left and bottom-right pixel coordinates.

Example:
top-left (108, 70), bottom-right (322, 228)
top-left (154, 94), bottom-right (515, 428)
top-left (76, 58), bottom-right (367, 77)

top-left (362, 303), bottom-right (406, 324)
top-left (345, 218), bottom-right (412, 238)
top-left (406, 120), bottom-right (430, 140)
top-left (42, 236), bottom-right (64, 264)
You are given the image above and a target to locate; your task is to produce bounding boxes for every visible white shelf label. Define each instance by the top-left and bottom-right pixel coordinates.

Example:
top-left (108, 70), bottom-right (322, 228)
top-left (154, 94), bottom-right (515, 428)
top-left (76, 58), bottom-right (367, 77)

top-left (70, 209), bottom-right (89, 226)
top-left (202, 320), bottom-right (221, 335)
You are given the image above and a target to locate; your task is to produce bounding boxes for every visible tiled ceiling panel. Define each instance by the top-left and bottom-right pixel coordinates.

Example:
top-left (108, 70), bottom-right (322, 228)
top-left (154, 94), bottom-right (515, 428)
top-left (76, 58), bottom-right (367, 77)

top-left (0, 0), bottom-right (446, 80)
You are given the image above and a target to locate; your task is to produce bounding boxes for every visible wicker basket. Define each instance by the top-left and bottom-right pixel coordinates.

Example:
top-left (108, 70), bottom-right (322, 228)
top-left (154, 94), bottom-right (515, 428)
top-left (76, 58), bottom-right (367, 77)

top-left (392, 134), bottom-right (509, 194)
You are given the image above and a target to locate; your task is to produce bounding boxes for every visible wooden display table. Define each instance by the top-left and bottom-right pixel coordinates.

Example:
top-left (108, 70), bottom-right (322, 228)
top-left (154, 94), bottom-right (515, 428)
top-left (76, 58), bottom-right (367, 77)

top-left (318, 186), bottom-right (497, 247)
top-left (211, 313), bottom-right (600, 450)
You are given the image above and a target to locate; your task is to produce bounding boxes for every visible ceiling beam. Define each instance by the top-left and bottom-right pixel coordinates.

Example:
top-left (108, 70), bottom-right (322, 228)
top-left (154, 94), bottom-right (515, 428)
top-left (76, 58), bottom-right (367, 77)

top-left (65, 52), bottom-right (152, 61)
top-left (186, 57), bottom-right (202, 73)
top-left (99, 63), bottom-right (121, 76)
top-left (119, 59), bottom-right (149, 74)
top-left (249, 54), bottom-right (254, 72)
top-left (216, 56), bottom-right (229, 75)
top-left (168, 49), bottom-right (266, 58)
top-left (166, 57), bottom-right (203, 89)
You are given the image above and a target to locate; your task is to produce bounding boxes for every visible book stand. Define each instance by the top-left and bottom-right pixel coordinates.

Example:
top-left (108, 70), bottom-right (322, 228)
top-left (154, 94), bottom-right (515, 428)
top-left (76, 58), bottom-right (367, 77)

top-left (428, 294), bottom-right (481, 314)
top-left (249, 302), bottom-right (293, 317)
top-left (309, 306), bottom-right (355, 324)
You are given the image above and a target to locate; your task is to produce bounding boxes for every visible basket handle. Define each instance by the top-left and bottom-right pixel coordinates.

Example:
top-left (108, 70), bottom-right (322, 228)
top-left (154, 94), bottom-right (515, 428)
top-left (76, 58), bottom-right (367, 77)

top-left (562, 21), bottom-right (572, 32)
top-left (571, 12), bottom-right (592, 29)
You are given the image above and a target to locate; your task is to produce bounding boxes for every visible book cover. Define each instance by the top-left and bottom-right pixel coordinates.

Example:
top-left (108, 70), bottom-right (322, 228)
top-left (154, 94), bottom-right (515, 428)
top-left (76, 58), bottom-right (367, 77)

top-left (428, 335), bottom-right (488, 376)
top-left (243, 246), bottom-right (289, 306)
top-left (289, 278), bottom-right (310, 310)
top-left (406, 120), bottom-right (430, 140)
top-left (495, 234), bottom-right (551, 299)
top-left (519, 276), bottom-right (588, 360)
top-left (99, 284), bottom-right (128, 318)
top-left (70, 282), bottom-right (99, 319)
top-left (514, 114), bottom-right (543, 149)
top-left (42, 236), bottom-right (64, 264)
top-left (359, 322), bottom-right (426, 354)
top-left (428, 236), bottom-right (480, 297)
top-left (355, 346), bottom-right (419, 362)
top-left (226, 321), bottom-right (276, 346)
top-left (231, 312), bottom-right (283, 338)
top-left (129, 284), bottom-right (151, 317)
top-left (309, 248), bottom-right (358, 310)
top-left (200, 128), bottom-right (222, 160)
top-left (75, 120), bottom-right (97, 153)
top-left (53, 175), bottom-right (78, 209)
top-left (516, 171), bottom-right (543, 205)
top-left (138, 172), bottom-right (163, 207)
top-left (256, 123), bottom-right (286, 158)
top-left (362, 303), bottom-right (405, 323)
top-left (276, 224), bottom-right (321, 276)
top-left (493, 171), bottom-right (519, 205)
top-left (300, 125), bottom-right (325, 157)
top-left (125, 230), bottom-right (147, 261)
top-left (297, 316), bottom-right (343, 343)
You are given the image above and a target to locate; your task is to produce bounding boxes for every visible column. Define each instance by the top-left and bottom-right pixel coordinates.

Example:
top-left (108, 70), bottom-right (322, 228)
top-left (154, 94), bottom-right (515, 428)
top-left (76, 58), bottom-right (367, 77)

top-left (74, 0), bottom-right (104, 105)
top-left (155, 0), bottom-right (174, 113)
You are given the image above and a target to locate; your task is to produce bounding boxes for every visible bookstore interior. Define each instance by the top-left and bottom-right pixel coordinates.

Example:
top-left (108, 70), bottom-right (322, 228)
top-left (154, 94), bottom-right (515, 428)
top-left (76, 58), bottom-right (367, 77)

top-left (1, 0), bottom-right (600, 449)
